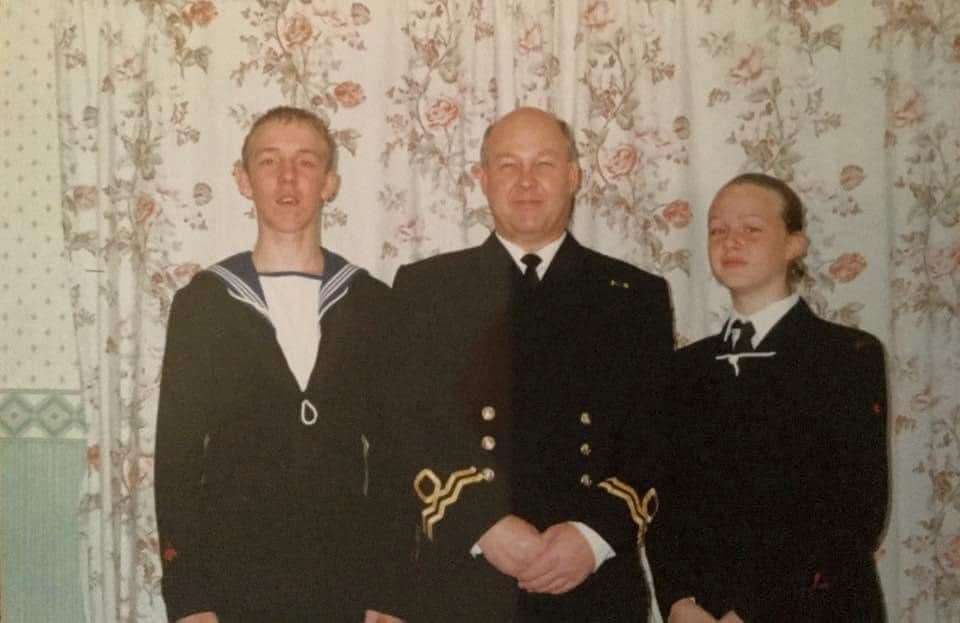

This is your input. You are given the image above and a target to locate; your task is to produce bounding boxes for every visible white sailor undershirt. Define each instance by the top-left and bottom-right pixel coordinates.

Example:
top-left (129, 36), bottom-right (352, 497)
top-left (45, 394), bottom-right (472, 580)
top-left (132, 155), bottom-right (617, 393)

top-left (260, 273), bottom-right (322, 392)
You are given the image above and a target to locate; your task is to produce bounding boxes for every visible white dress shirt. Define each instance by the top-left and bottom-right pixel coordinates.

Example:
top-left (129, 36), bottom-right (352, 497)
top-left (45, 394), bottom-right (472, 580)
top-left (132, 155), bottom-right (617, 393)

top-left (496, 232), bottom-right (565, 280)
top-left (723, 293), bottom-right (799, 349)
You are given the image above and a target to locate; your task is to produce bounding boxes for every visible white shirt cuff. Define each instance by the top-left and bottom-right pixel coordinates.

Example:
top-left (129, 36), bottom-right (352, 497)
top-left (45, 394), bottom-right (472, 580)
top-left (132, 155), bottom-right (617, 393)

top-left (470, 522), bottom-right (615, 572)
top-left (572, 521), bottom-right (615, 571)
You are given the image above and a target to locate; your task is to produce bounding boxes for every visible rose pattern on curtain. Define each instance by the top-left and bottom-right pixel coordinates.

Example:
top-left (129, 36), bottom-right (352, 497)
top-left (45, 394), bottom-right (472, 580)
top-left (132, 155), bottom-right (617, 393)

top-left (53, 1), bottom-right (959, 621)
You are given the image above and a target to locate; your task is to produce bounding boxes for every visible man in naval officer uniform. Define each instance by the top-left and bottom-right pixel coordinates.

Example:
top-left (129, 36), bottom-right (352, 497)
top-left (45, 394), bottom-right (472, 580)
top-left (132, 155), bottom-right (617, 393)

top-left (389, 107), bottom-right (674, 621)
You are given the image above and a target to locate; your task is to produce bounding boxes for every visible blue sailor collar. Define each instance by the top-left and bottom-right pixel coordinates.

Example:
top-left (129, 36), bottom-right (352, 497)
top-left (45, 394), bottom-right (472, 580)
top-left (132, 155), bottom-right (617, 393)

top-left (206, 249), bottom-right (363, 323)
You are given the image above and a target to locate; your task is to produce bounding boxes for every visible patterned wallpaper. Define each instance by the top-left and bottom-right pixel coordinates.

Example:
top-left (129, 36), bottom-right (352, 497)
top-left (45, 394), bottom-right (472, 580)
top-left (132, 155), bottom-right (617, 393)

top-left (0, 2), bottom-right (84, 439)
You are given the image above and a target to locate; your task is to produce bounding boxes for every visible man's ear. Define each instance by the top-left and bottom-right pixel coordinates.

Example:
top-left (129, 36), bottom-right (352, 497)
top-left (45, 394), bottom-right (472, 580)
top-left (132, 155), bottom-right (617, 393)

top-left (472, 162), bottom-right (488, 194)
top-left (234, 161), bottom-right (253, 200)
top-left (567, 161), bottom-right (582, 194)
top-left (786, 231), bottom-right (809, 263)
top-left (321, 172), bottom-right (341, 202)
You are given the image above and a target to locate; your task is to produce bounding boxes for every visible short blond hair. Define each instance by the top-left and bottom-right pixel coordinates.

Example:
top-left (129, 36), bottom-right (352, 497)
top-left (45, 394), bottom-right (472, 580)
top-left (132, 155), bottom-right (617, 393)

top-left (241, 106), bottom-right (336, 171)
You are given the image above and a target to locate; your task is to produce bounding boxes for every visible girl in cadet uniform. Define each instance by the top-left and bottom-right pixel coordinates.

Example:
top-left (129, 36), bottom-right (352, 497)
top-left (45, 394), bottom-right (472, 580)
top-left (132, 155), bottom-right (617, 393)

top-left (649, 173), bottom-right (888, 623)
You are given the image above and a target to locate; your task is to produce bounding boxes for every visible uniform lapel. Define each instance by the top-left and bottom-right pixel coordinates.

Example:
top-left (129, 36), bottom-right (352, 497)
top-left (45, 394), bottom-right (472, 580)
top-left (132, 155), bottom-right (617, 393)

top-left (541, 234), bottom-right (581, 281)
top-left (516, 235), bottom-right (594, 437)
top-left (475, 233), bottom-right (522, 303)
top-left (753, 297), bottom-right (813, 354)
top-left (452, 234), bottom-right (518, 412)
top-left (529, 233), bottom-right (589, 333)
top-left (309, 249), bottom-right (364, 393)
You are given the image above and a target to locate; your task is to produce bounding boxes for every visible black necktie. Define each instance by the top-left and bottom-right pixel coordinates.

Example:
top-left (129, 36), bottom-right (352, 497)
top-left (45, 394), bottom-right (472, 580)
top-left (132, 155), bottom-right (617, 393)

top-left (521, 253), bottom-right (541, 290)
top-left (729, 319), bottom-right (755, 354)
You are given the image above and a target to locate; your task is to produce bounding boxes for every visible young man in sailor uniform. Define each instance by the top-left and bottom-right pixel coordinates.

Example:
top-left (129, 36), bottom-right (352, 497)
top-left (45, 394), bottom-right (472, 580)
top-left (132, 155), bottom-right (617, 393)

top-left (389, 107), bottom-right (675, 621)
top-left (154, 107), bottom-right (401, 623)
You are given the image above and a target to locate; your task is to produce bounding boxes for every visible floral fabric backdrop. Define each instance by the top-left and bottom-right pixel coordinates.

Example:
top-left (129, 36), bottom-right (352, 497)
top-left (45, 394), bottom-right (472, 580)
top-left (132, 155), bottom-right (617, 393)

top-left (50, 1), bottom-right (960, 621)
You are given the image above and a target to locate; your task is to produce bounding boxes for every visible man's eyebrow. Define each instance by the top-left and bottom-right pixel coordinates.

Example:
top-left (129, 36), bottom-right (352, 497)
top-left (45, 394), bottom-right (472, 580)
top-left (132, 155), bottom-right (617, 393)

top-left (709, 213), bottom-right (765, 221)
top-left (251, 147), bottom-right (281, 159)
top-left (489, 148), bottom-right (564, 160)
top-left (252, 147), bottom-right (325, 158)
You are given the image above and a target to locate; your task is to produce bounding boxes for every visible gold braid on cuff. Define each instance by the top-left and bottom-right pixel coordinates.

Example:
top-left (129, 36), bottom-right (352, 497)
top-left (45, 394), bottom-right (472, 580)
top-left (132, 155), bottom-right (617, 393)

top-left (598, 477), bottom-right (658, 545)
top-left (414, 467), bottom-right (488, 540)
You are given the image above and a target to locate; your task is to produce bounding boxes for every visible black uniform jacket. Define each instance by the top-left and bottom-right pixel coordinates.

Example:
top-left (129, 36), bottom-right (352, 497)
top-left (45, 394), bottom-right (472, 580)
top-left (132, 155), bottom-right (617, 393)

top-left (387, 233), bottom-right (674, 622)
top-left (154, 250), bottom-right (392, 622)
top-left (648, 298), bottom-right (889, 622)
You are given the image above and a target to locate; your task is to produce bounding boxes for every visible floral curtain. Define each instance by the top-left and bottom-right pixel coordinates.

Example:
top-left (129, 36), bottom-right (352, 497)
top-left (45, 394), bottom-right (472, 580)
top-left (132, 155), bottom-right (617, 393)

top-left (54, 1), bottom-right (960, 621)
